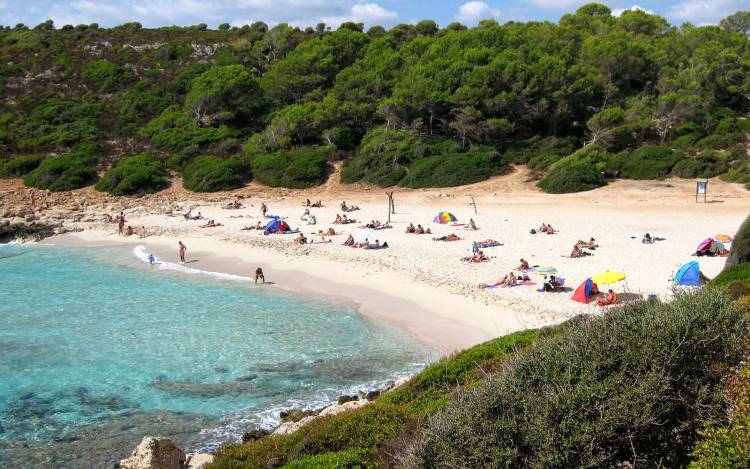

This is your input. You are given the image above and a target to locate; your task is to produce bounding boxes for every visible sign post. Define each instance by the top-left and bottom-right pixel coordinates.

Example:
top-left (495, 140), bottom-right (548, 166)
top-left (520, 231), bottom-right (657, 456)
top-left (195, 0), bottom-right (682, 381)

top-left (696, 180), bottom-right (707, 203)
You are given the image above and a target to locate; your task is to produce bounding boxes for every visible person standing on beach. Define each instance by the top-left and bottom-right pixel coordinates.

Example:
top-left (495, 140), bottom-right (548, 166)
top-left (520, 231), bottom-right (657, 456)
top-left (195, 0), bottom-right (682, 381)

top-left (118, 214), bottom-right (125, 236)
top-left (260, 202), bottom-right (268, 218)
top-left (178, 241), bottom-right (187, 263)
top-left (255, 267), bottom-right (265, 284)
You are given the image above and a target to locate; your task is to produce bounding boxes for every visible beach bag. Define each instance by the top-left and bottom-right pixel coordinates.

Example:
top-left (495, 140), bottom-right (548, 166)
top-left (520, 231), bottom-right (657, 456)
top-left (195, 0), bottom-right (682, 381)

top-left (530, 229), bottom-right (536, 234)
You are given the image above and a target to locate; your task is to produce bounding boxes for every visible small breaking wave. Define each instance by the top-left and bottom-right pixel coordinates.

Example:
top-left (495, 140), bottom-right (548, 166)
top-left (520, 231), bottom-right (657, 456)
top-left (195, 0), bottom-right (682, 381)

top-left (133, 245), bottom-right (251, 283)
top-left (190, 362), bottom-right (425, 453)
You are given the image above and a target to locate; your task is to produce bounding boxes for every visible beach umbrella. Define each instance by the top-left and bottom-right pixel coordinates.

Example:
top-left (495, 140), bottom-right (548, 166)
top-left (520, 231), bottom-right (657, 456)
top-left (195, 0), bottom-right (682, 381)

top-left (433, 212), bottom-right (458, 224)
top-left (354, 228), bottom-right (374, 243)
top-left (592, 271), bottom-right (626, 285)
top-left (715, 234), bottom-right (733, 242)
top-left (534, 265), bottom-right (558, 274)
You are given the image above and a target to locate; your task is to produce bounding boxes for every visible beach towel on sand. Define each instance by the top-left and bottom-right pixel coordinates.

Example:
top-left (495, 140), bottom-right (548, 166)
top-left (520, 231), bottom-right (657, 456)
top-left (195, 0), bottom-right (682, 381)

top-left (476, 240), bottom-right (502, 249)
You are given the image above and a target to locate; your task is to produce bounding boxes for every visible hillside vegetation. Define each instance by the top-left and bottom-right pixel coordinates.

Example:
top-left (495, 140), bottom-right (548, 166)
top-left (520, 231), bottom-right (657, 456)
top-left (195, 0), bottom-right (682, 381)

top-left (1, 5), bottom-right (749, 194)
top-left (211, 287), bottom-right (747, 468)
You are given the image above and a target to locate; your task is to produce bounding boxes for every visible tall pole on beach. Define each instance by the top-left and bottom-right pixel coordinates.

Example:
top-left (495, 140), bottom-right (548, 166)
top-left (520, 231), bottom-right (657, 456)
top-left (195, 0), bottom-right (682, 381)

top-left (469, 195), bottom-right (478, 214)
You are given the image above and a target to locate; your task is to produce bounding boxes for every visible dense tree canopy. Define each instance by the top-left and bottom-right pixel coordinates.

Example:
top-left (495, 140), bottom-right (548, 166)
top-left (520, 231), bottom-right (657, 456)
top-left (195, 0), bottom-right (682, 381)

top-left (0, 4), bottom-right (749, 192)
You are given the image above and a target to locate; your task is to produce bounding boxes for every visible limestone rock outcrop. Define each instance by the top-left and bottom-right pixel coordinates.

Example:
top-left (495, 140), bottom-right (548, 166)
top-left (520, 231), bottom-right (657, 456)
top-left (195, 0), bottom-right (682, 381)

top-left (117, 437), bottom-right (186, 469)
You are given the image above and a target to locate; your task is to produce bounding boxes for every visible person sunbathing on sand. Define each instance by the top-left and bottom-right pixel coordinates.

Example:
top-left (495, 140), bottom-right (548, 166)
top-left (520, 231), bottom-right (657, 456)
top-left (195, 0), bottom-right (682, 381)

top-left (295, 233), bottom-right (307, 245)
top-left (468, 218), bottom-right (478, 230)
top-left (333, 214), bottom-right (343, 224)
top-left (125, 225), bottom-right (135, 236)
top-left (406, 223), bottom-right (416, 233)
top-left (200, 219), bottom-right (223, 228)
top-left (542, 275), bottom-right (562, 292)
top-left (598, 289), bottom-right (618, 307)
top-left (324, 227), bottom-right (337, 236)
top-left (575, 238), bottom-right (598, 249)
top-left (416, 224), bottom-right (425, 234)
top-left (570, 245), bottom-right (583, 258)
top-left (546, 224), bottom-right (556, 234)
top-left (463, 250), bottom-right (486, 263)
top-left (517, 258), bottom-right (530, 271)
top-left (354, 238), bottom-right (370, 249)
top-left (315, 235), bottom-right (332, 244)
top-left (480, 272), bottom-right (515, 288)
top-left (433, 234), bottom-right (461, 242)
top-left (305, 199), bottom-right (311, 207)
top-left (500, 272), bottom-right (517, 287)
top-left (312, 200), bottom-right (322, 208)
top-left (344, 235), bottom-right (355, 246)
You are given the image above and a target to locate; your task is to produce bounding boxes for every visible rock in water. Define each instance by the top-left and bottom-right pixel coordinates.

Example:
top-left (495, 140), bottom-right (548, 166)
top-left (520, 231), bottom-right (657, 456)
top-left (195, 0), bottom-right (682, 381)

top-left (186, 453), bottom-right (214, 469)
top-left (118, 437), bottom-right (186, 469)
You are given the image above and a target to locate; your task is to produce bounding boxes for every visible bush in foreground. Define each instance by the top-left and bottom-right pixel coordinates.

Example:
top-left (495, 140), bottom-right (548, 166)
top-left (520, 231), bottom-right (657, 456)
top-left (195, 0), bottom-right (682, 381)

top-left (0, 154), bottom-right (44, 177)
top-left (538, 145), bottom-right (610, 193)
top-left (23, 145), bottom-right (100, 191)
top-left (251, 147), bottom-right (330, 189)
top-left (403, 288), bottom-right (746, 468)
top-left (182, 155), bottom-right (251, 192)
top-left (691, 364), bottom-right (750, 469)
top-left (95, 154), bottom-right (168, 196)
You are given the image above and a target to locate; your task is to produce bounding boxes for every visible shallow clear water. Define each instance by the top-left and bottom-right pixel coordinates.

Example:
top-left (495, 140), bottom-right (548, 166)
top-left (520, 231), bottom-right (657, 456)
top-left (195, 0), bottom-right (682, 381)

top-left (0, 243), bottom-right (432, 466)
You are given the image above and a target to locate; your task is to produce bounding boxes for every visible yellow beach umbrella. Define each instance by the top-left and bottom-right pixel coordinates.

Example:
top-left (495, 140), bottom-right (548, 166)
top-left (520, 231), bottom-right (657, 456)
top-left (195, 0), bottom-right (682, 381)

top-left (592, 271), bottom-right (626, 285)
top-left (715, 234), bottom-right (733, 242)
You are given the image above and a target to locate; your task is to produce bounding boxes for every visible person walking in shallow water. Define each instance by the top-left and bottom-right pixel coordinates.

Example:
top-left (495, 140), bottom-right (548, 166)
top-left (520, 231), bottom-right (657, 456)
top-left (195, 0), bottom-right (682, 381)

top-left (178, 241), bottom-right (187, 263)
top-left (255, 267), bottom-right (265, 284)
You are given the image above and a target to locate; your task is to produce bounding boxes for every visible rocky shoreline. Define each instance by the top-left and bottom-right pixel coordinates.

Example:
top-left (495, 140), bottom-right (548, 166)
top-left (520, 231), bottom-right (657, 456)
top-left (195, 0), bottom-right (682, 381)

top-left (117, 378), bottom-right (408, 469)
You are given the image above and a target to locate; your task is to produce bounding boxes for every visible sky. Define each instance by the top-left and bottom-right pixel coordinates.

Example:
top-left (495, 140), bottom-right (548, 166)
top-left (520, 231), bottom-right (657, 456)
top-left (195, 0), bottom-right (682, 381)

top-left (0, 0), bottom-right (747, 30)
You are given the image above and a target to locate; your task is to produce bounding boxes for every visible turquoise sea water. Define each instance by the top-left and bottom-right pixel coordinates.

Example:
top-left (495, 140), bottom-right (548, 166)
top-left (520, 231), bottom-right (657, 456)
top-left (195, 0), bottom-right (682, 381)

top-left (0, 243), bottom-right (433, 467)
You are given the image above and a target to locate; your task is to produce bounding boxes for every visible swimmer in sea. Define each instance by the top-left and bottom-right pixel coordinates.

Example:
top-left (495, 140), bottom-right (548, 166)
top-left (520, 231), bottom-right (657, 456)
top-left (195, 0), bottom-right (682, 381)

top-left (148, 253), bottom-right (156, 265)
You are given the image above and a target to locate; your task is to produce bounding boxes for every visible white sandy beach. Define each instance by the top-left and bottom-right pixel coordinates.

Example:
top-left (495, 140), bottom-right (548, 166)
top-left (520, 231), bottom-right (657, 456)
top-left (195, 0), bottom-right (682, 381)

top-left (19, 168), bottom-right (745, 354)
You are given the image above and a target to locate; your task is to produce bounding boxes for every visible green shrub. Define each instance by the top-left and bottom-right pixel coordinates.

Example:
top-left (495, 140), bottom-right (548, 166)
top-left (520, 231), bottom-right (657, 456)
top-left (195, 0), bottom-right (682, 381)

top-left (712, 264), bottom-right (750, 291)
top-left (404, 288), bottom-right (747, 468)
top-left (23, 146), bottom-right (99, 191)
top-left (182, 155), bottom-right (251, 192)
top-left (140, 106), bottom-right (237, 152)
top-left (340, 152), bottom-right (407, 187)
top-left (504, 136), bottom-right (577, 168)
top-left (671, 151), bottom-right (729, 179)
top-left (251, 147), bottom-right (330, 189)
top-left (721, 160), bottom-right (750, 184)
top-left (400, 147), bottom-right (506, 188)
top-left (0, 154), bottom-right (44, 177)
top-left (691, 364), bottom-right (750, 468)
top-left (81, 59), bottom-right (130, 92)
top-left (95, 154), bottom-right (168, 196)
top-left (613, 145), bottom-right (685, 179)
top-left (726, 215), bottom-right (750, 269)
top-left (538, 145), bottom-right (610, 193)
top-left (341, 129), bottom-right (418, 186)
top-left (280, 448), bottom-right (372, 469)
top-left (115, 81), bottom-right (171, 127)
top-left (9, 95), bottom-right (103, 151)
